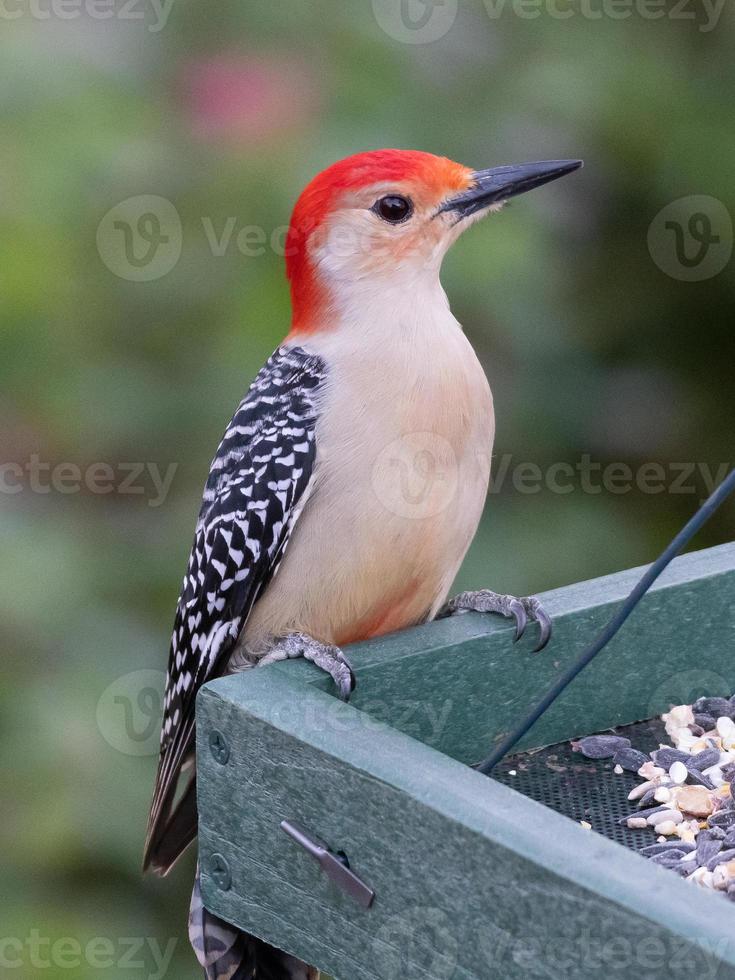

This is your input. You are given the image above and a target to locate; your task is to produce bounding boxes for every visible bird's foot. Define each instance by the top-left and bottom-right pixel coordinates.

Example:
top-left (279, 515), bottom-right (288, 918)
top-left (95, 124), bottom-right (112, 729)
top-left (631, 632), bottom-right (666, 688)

top-left (439, 590), bottom-right (552, 652)
top-left (259, 632), bottom-right (356, 701)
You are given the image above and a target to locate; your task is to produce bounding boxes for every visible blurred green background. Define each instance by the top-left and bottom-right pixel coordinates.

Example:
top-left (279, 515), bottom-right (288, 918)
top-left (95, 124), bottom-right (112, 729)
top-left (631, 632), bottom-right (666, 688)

top-left (2, 1), bottom-right (735, 976)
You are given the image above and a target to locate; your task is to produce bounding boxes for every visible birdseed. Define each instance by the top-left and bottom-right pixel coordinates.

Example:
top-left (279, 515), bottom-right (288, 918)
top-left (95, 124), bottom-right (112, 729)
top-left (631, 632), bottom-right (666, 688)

top-left (574, 735), bottom-right (631, 759)
top-left (571, 693), bottom-right (735, 898)
top-left (613, 747), bottom-right (649, 772)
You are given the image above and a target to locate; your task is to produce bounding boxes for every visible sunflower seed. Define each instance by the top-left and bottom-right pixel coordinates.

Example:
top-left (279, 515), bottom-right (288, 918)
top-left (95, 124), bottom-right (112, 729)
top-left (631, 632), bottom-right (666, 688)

top-left (696, 832), bottom-right (723, 865)
top-left (694, 714), bottom-right (717, 731)
top-left (652, 748), bottom-right (691, 768)
top-left (575, 735), bottom-right (631, 759)
top-left (707, 848), bottom-right (735, 872)
top-left (613, 747), bottom-right (650, 772)
top-left (651, 851), bottom-right (687, 867)
top-left (708, 810), bottom-right (735, 829)
top-left (687, 768), bottom-right (715, 789)
top-left (673, 861), bottom-right (695, 877)
top-left (640, 841), bottom-right (695, 856)
top-left (695, 698), bottom-right (735, 719)
top-left (691, 748), bottom-right (722, 771)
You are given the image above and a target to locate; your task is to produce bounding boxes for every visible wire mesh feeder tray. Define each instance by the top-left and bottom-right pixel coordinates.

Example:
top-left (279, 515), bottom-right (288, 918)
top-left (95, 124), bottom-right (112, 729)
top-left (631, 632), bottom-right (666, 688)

top-left (494, 718), bottom-right (668, 851)
top-left (495, 700), bottom-right (735, 894)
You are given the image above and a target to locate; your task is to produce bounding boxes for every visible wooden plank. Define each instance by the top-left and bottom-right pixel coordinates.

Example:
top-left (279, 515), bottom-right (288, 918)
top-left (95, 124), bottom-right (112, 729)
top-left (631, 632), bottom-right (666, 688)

top-left (274, 542), bottom-right (735, 764)
top-left (197, 669), bottom-right (735, 980)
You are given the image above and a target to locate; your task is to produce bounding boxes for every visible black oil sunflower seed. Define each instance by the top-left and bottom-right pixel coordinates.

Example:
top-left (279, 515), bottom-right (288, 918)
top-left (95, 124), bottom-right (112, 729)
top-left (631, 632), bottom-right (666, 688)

top-left (686, 768), bottom-right (715, 789)
top-left (651, 851), bottom-right (687, 867)
top-left (651, 747), bottom-right (691, 768)
top-left (613, 747), bottom-right (650, 772)
top-left (694, 713), bottom-right (717, 731)
top-left (640, 841), bottom-right (695, 857)
top-left (690, 748), bottom-right (721, 771)
top-left (575, 735), bottom-right (631, 759)
top-left (696, 831), bottom-right (723, 866)
top-left (694, 697), bottom-right (735, 719)
top-left (674, 861), bottom-right (695, 877)
top-left (708, 810), bottom-right (735, 830)
top-left (707, 848), bottom-right (735, 872)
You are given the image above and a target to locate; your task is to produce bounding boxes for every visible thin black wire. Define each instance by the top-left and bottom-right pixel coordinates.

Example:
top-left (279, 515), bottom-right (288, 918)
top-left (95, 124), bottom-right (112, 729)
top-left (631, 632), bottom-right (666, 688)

top-left (478, 466), bottom-right (735, 776)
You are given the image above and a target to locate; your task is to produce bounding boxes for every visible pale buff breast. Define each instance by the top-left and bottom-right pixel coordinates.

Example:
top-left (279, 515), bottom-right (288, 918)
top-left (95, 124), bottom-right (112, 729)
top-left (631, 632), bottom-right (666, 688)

top-left (238, 300), bottom-right (494, 657)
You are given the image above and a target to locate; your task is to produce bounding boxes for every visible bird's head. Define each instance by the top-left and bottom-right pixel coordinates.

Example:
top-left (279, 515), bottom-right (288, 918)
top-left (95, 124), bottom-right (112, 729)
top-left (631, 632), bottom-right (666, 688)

top-left (285, 149), bottom-right (582, 334)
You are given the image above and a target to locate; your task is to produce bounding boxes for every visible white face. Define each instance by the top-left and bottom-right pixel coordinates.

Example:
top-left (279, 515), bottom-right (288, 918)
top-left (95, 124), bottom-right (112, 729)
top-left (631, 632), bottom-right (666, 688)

top-left (307, 180), bottom-right (502, 291)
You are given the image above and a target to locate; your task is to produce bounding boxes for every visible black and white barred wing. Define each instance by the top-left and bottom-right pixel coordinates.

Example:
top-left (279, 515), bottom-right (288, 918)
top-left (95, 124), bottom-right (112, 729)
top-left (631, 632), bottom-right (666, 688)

top-left (144, 345), bottom-right (325, 870)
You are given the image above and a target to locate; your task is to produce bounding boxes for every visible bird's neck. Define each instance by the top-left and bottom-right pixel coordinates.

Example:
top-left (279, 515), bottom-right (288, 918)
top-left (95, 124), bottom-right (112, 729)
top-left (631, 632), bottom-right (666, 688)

top-left (287, 271), bottom-right (480, 406)
top-left (289, 267), bottom-right (457, 351)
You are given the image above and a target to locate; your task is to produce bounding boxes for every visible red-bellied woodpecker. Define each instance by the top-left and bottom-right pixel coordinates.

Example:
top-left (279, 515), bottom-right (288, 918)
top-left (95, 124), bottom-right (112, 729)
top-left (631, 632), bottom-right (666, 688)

top-left (144, 149), bottom-right (582, 978)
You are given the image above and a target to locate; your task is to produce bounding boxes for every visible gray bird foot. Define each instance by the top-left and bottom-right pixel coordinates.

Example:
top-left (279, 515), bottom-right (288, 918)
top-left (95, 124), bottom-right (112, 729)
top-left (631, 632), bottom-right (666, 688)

top-left (440, 590), bottom-right (552, 652)
top-left (259, 632), bottom-right (356, 701)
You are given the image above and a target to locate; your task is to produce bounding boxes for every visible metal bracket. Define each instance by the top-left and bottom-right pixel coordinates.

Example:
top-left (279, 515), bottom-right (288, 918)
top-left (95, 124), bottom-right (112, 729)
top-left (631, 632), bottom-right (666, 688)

top-left (280, 820), bottom-right (375, 909)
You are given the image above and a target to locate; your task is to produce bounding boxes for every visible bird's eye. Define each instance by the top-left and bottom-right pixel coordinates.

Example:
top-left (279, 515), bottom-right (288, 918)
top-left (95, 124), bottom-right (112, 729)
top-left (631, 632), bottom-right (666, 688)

top-left (373, 195), bottom-right (413, 224)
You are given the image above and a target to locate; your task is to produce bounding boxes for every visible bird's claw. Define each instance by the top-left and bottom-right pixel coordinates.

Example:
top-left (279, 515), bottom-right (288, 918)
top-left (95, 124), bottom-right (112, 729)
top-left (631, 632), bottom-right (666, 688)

top-left (299, 638), bottom-right (356, 701)
top-left (328, 650), bottom-right (356, 702)
top-left (509, 598), bottom-right (528, 643)
top-left (443, 589), bottom-right (552, 652)
top-left (259, 633), bottom-right (356, 701)
top-left (527, 598), bottom-right (552, 653)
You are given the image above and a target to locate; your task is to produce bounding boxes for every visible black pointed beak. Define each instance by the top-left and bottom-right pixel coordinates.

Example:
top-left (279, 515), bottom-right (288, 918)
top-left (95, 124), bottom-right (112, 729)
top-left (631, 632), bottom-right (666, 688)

top-left (441, 159), bottom-right (583, 219)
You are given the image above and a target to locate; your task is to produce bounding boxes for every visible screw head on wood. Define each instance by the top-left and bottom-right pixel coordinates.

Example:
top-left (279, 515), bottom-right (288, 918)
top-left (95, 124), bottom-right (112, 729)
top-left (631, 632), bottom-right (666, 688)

top-left (209, 729), bottom-right (230, 765)
top-left (210, 853), bottom-right (232, 891)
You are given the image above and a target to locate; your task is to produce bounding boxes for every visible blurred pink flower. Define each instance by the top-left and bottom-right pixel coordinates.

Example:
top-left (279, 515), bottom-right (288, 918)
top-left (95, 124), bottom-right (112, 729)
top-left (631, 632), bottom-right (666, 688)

top-left (182, 52), bottom-right (320, 146)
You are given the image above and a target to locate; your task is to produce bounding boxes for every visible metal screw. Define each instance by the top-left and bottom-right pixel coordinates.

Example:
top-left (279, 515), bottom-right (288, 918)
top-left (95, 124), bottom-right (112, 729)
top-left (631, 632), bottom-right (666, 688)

top-left (210, 853), bottom-right (232, 891)
top-left (209, 729), bottom-right (230, 764)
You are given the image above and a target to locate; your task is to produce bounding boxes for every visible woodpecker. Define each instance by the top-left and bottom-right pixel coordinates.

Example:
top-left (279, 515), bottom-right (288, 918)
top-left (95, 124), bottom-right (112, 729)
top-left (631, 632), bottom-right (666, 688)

top-left (144, 149), bottom-right (582, 979)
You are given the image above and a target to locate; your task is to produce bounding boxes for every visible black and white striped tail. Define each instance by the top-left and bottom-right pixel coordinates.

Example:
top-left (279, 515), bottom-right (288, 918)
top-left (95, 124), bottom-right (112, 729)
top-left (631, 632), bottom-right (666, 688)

top-left (189, 866), bottom-right (318, 980)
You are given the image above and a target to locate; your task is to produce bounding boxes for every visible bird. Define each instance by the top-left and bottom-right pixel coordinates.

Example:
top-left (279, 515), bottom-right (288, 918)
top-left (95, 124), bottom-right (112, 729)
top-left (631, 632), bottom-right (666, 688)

top-left (144, 148), bottom-right (582, 979)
